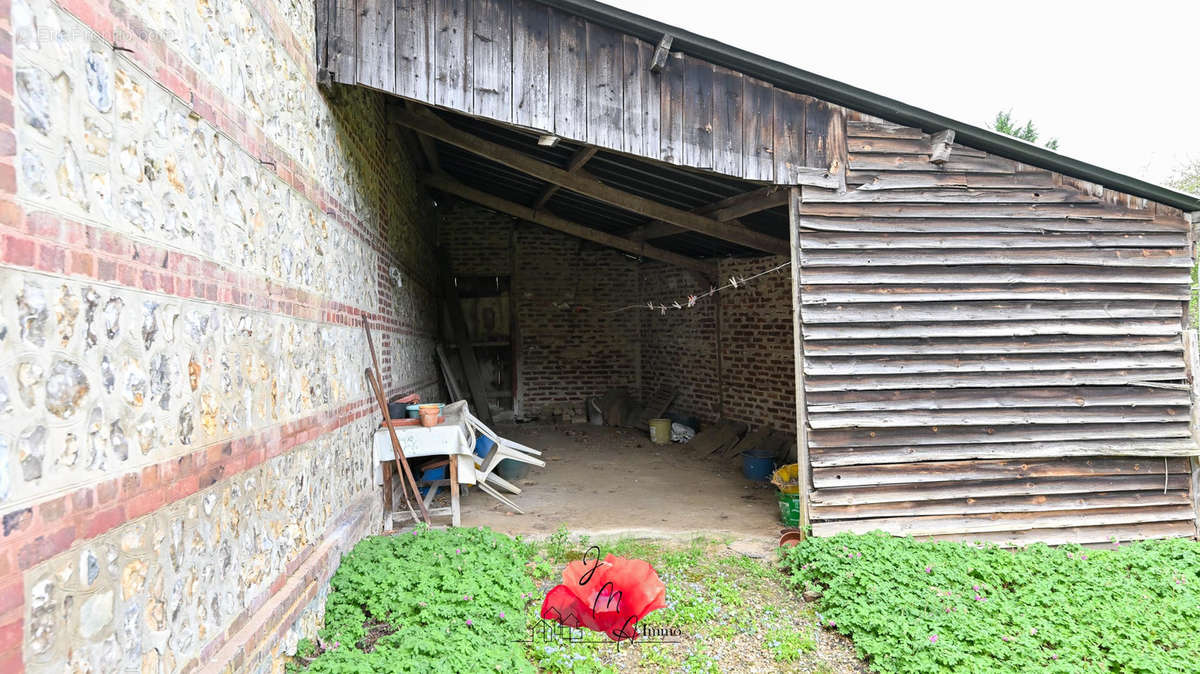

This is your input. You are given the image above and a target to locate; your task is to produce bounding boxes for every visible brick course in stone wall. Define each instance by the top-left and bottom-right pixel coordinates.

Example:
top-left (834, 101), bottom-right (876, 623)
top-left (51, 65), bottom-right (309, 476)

top-left (0, 0), bottom-right (440, 671)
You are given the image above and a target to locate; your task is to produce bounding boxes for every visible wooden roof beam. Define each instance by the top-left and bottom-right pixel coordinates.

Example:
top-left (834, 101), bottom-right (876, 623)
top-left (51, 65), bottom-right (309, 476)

top-left (424, 172), bottom-right (717, 276)
top-left (631, 186), bottom-right (790, 242)
top-left (393, 105), bottom-right (789, 255)
top-left (533, 145), bottom-right (598, 209)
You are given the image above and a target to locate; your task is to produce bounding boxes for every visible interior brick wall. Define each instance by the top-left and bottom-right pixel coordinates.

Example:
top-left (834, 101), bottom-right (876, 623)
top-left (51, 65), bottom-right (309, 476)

top-left (638, 263), bottom-right (721, 421)
top-left (717, 256), bottom-right (796, 433)
top-left (441, 203), bottom-right (797, 430)
top-left (0, 0), bottom-right (439, 671)
top-left (440, 202), bottom-right (641, 417)
top-left (639, 256), bottom-right (796, 433)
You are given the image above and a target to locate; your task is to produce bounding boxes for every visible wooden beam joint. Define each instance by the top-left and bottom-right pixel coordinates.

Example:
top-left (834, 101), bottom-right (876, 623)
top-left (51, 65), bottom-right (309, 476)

top-left (650, 34), bottom-right (674, 73)
top-left (930, 129), bottom-right (956, 165)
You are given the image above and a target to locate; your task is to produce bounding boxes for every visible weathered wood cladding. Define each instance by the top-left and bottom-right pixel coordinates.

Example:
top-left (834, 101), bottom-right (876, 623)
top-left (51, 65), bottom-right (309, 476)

top-left (798, 112), bottom-right (1198, 544)
top-left (323, 0), bottom-right (842, 185)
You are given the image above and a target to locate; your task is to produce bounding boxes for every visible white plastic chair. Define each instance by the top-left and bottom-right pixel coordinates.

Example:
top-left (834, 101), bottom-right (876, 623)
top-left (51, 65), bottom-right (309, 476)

top-left (465, 411), bottom-right (545, 513)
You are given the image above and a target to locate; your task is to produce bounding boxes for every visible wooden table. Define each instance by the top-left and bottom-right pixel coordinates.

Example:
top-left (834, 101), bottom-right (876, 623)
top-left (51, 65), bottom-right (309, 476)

top-left (372, 420), bottom-right (477, 527)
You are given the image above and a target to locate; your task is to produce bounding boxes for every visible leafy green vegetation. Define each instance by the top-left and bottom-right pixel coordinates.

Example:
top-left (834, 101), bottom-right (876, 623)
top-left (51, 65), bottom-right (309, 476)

top-left (781, 532), bottom-right (1200, 674)
top-left (990, 109), bottom-right (1060, 150)
top-left (289, 526), bottom-right (535, 673)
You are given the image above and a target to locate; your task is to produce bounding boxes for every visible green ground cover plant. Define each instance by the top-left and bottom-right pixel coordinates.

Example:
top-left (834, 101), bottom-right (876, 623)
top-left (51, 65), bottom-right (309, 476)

top-left (289, 525), bottom-right (535, 673)
top-left (781, 532), bottom-right (1200, 674)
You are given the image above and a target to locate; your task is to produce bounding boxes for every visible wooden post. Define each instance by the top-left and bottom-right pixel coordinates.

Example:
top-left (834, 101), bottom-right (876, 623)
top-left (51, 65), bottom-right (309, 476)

top-left (788, 186), bottom-right (812, 536)
top-left (1186, 212), bottom-right (1200, 538)
top-left (1182, 330), bottom-right (1200, 538)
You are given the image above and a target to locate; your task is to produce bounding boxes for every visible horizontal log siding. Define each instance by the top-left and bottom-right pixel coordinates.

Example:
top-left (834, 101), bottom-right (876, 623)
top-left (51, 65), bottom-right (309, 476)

top-left (801, 113), bottom-right (1198, 545)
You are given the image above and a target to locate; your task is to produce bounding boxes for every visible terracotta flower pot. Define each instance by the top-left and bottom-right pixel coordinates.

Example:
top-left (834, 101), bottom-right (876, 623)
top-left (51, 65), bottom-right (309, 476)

top-left (419, 406), bottom-right (440, 427)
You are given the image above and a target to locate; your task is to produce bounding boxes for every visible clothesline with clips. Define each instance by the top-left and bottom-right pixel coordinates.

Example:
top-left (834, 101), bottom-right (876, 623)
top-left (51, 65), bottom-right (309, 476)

top-left (604, 260), bottom-right (793, 314)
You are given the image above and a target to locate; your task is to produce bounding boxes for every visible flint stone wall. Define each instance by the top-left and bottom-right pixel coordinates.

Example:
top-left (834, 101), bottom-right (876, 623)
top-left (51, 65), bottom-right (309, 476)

top-left (0, 0), bottom-right (438, 670)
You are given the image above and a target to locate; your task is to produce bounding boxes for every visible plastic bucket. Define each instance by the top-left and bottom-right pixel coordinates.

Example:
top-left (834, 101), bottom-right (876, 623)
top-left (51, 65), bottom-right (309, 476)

top-left (649, 418), bottom-right (671, 445)
top-left (419, 465), bottom-right (446, 497)
top-left (496, 458), bottom-right (531, 481)
top-left (742, 448), bottom-right (775, 480)
top-left (777, 491), bottom-right (801, 527)
top-left (406, 404), bottom-right (421, 419)
top-left (474, 435), bottom-right (496, 459)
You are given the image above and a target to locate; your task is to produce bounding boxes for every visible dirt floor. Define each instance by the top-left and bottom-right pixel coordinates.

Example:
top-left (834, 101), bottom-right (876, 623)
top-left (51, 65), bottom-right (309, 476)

top-left (456, 423), bottom-right (783, 548)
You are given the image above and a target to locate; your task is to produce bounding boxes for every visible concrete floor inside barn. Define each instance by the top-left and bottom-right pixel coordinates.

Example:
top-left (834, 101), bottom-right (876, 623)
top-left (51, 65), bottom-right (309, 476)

top-left (441, 423), bottom-right (782, 547)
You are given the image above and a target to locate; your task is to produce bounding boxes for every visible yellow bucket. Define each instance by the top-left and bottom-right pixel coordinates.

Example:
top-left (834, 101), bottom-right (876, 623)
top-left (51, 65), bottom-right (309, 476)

top-left (771, 463), bottom-right (800, 495)
top-left (649, 418), bottom-right (671, 445)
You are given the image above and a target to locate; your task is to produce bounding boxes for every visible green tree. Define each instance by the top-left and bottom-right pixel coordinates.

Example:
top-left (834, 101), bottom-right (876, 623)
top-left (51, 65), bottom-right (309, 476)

top-left (990, 109), bottom-right (1060, 151)
top-left (1167, 157), bottom-right (1200, 195)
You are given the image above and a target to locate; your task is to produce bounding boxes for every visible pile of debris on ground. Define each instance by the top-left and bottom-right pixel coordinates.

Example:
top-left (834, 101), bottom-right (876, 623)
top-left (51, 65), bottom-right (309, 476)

top-left (586, 388), bottom-right (796, 472)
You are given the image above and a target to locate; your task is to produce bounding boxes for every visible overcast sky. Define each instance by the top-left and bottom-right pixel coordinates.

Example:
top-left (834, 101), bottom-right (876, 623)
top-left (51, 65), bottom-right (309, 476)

top-left (604, 0), bottom-right (1199, 186)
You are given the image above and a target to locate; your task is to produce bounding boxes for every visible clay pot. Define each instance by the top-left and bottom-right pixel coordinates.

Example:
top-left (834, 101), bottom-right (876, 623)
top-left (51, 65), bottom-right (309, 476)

top-left (419, 406), bottom-right (440, 427)
top-left (778, 529), bottom-right (804, 548)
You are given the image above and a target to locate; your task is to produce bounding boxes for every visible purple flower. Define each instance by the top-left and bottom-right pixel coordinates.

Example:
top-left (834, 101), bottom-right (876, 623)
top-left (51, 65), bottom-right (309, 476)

top-left (972, 585), bottom-right (980, 591)
top-left (828, 620), bottom-right (836, 628)
top-left (1067, 552), bottom-right (1074, 560)
top-left (1080, 554), bottom-right (1088, 560)
top-left (925, 566), bottom-right (933, 574)
top-left (1001, 636), bottom-right (1011, 642)
top-left (929, 634), bottom-right (938, 644)
top-left (499, 612), bottom-right (506, 619)
top-left (456, 548), bottom-right (461, 554)
top-left (466, 619), bottom-right (473, 626)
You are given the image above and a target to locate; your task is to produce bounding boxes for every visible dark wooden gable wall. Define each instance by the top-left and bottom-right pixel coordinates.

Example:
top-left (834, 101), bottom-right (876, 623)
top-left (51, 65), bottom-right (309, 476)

top-left (795, 112), bottom-right (1199, 544)
top-left (319, 0), bottom-right (843, 186)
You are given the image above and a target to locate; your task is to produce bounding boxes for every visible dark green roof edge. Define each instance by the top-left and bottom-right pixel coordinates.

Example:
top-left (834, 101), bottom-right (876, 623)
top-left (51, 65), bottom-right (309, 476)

top-left (539, 0), bottom-right (1200, 213)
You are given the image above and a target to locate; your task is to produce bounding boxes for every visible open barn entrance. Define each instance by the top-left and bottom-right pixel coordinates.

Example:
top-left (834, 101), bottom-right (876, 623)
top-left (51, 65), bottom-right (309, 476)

top-left (403, 103), bottom-right (801, 540)
top-left (323, 0), bottom-right (1199, 546)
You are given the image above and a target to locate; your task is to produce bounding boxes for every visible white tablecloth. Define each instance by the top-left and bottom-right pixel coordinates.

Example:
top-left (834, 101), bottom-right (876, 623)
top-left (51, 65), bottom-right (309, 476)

top-left (371, 412), bottom-right (478, 486)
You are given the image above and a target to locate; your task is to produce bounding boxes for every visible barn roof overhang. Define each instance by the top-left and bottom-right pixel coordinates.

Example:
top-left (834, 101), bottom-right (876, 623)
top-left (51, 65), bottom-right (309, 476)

top-left (539, 0), bottom-right (1200, 214)
top-left (394, 101), bottom-right (793, 265)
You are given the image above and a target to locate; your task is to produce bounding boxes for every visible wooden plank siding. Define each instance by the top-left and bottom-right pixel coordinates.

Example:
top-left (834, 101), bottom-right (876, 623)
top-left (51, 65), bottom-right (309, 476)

top-left (798, 111), bottom-right (1198, 543)
top-left (329, 0), bottom-right (819, 184)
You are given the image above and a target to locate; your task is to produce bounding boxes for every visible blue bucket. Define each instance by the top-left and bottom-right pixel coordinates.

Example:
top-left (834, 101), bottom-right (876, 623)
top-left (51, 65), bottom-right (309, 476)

top-left (419, 465), bottom-right (446, 497)
top-left (474, 435), bottom-right (495, 459)
top-left (742, 448), bottom-right (775, 481)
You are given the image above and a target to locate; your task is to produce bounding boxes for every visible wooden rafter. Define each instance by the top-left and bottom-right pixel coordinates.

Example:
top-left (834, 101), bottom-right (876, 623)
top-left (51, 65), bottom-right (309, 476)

top-left (393, 105), bottom-right (789, 255)
top-left (425, 173), bottom-right (716, 276)
top-left (533, 146), bottom-right (597, 209)
top-left (631, 186), bottom-right (790, 242)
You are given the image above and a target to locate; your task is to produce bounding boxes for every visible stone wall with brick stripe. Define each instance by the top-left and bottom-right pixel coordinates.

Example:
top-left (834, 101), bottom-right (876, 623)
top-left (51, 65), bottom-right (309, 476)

top-left (0, 0), bottom-right (439, 671)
